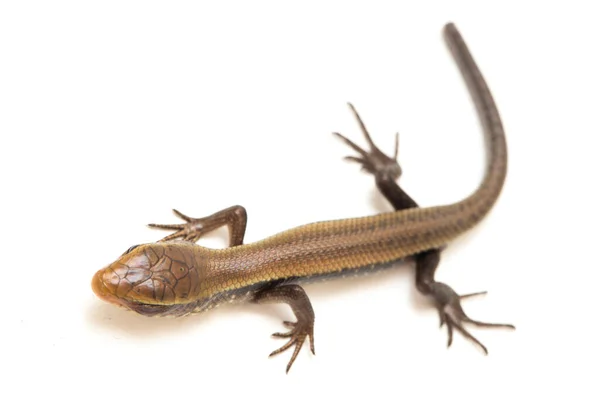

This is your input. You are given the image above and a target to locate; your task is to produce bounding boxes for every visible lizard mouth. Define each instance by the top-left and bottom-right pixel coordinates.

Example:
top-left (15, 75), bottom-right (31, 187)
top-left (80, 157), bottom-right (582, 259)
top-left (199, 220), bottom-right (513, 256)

top-left (92, 269), bottom-right (172, 316)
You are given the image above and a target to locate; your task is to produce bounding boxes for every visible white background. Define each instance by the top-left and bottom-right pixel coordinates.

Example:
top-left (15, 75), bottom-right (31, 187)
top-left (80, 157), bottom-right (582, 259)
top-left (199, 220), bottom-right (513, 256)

top-left (2, 1), bottom-right (599, 399)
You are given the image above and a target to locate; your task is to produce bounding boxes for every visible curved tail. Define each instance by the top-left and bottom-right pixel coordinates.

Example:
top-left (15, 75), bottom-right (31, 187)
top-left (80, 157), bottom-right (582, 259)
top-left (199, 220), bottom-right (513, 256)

top-left (442, 23), bottom-right (507, 228)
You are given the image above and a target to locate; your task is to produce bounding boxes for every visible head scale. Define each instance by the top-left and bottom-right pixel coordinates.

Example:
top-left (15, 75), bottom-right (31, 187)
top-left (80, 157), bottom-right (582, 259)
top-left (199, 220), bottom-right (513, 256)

top-left (92, 243), bottom-right (203, 316)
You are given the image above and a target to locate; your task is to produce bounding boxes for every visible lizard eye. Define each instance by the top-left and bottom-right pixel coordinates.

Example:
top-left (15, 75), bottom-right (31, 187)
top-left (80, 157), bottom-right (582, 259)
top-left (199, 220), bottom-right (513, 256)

top-left (123, 244), bottom-right (140, 255)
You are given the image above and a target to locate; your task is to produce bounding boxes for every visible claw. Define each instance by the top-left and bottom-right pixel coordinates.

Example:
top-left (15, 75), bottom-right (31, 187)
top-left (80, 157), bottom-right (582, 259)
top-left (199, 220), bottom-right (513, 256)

top-left (272, 331), bottom-right (294, 338)
top-left (430, 282), bottom-right (514, 354)
top-left (459, 291), bottom-right (488, 300)
top-left (446, 318), bottom-right (453, 348)
top-left (333, 103), bottom-right (402, 179)
top-left (347, 102), bottom-right (377, 150)
top-left (160, 231), bottom-right (188, 242)
top-left (172, 208), bottom-right (193, 222)
top-left (272, 321), bottom-right (295, 338)
top-left (148, 209), bottom-right (205, 243)
top-left (437, 308), bottom-right (446, 328)
top-left (268, 320), bottom-right (314, 373)
top-left (269, 337), bottom-right (298, 357)
top-left (333, 132), bottom-right (369, 158)
top-left (147, 223), bottom-right (185, 230)
top-left (451, 319), bottom-right (489, 355)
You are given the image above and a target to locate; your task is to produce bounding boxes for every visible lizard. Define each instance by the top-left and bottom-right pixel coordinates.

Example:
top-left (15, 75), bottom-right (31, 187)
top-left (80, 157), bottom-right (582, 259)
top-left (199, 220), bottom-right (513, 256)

top-left (92, 22), bottom-right (514, 373)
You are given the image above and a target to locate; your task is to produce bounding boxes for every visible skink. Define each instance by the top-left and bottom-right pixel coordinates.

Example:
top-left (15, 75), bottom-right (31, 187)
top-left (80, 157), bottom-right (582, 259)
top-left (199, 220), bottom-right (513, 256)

top-left (92, 22), bottom-right (514, 372)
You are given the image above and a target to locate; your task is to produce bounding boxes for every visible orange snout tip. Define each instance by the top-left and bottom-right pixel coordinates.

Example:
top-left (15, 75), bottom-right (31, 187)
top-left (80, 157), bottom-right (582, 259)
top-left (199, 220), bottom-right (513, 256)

top-left (92, 268), bottom-right (122, 307)
top-left (92, 269), bottom-right (106, 298)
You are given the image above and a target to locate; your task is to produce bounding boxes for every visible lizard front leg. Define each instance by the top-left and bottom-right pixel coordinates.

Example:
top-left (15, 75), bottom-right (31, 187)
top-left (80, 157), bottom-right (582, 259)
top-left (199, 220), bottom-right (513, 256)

top-left (335, 102), bottom-right (514, 354)
top-left (150, 205), bottom-right (314, 372)
top-left (148, 205), bottom-right (247, 246)
top-left (251, 284), bottom-right (315, 373)
top-left (414, 248), bottom-right (514, 354)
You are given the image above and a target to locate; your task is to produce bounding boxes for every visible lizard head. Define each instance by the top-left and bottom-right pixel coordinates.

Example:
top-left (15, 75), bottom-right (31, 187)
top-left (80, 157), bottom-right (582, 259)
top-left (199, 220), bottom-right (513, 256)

top-left (92, 243), bottom-right (202, 316)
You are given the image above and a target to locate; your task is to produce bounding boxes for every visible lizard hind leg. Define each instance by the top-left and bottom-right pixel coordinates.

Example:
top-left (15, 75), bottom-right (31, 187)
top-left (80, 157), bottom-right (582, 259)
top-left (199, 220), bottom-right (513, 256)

top-left (432, 281), bottom-right (515, 354)
top-left (418, 250), bottom-right (515, 354)
top-left (334, 102), bottom-right (514, 354)
top-left (333, 102), bottom-right (402, 180)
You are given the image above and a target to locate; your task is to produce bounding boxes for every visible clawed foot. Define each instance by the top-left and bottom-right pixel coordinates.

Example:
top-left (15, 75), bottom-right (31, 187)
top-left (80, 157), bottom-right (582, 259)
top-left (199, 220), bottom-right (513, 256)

top-left (334, 102), bottom-right (402, 179)
top-left (269, 320), bottom-right (315, 373)
top-left (430, 282), bottom-right (515, 354)
top-left (148, 209), bottom-right (207, 242)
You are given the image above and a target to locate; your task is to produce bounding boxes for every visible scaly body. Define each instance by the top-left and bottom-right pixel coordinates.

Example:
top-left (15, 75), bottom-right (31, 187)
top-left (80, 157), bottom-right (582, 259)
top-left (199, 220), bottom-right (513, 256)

top-left (92, 23), bottom-right (514, 372)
